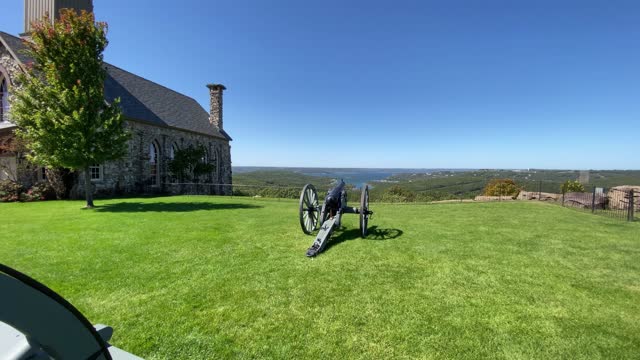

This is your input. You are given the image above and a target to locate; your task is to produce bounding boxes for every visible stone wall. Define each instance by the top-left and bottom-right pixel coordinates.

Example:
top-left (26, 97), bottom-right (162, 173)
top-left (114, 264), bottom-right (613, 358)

top-left (0, 43), bottom-right (22, 89)
top-left (473, 195), bottom-right (515, 201)
top-left (72, 120), bottom-right (232, 197)
top-left (0, 39), bottom-right (41, 187)
top-left (516, 191), bottom-right (560, 201)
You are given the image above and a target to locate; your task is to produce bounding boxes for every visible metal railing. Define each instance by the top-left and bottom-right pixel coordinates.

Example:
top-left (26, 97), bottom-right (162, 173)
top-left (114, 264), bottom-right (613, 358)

top-left (538, 187), bottom-right (637, 221)
top-left (156, 180), bottom-right (637, 222)
top-left (587, 188), bottom-right (636, 221)
top-left (162, 183), bottom-right (297, 198)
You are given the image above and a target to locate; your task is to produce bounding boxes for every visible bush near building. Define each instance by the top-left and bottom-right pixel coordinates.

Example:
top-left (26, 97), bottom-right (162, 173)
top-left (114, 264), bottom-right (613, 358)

top-left (0, 179), bottom-right (55, 202)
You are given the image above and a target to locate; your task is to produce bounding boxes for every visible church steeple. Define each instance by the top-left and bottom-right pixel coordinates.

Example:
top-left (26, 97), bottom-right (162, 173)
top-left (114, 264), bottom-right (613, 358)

top-left (24, 0), bottom-right (93, 34)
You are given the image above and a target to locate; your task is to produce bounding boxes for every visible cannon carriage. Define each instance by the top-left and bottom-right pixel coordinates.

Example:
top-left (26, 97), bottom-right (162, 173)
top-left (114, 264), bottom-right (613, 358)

top-left (298, 180), bottom-right (373, 257)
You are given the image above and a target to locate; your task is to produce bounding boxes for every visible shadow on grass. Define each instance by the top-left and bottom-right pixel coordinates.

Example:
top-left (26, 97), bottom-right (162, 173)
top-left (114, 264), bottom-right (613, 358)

top-left (324, 226), bottom-right (403, 253)
top-left (94, 202), bottom-right (262, 213)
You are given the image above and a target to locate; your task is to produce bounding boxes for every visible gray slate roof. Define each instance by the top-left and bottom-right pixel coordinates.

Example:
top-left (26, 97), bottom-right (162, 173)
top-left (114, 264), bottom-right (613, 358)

top-left (0, 31), bottom-right (32, 64)
top-left (0, 31), bottom-right (230, 140)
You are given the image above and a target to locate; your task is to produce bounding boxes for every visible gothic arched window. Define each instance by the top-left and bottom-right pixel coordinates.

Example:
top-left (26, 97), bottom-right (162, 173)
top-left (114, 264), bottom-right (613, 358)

top-left (168, 142), bottom-right (179, 183)
top-left (202, 147), bottom-right (209, 164)
top-left (149, 141), bottom-right (160, 185)
top-left (211, 148), bottom-right (218, 182)
top-left (213, 147), bottom-right (221, 183)
top-left (0, 76), bottom-right (8, 122)
top-left (169, 142), bottom-right (179, 160)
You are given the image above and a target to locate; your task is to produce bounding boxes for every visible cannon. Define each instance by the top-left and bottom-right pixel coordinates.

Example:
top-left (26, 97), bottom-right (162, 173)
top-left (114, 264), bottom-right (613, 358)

top-left (298, 180), bottom-right (373, 257)
top-left (0, 263), bottom-right (143, 359)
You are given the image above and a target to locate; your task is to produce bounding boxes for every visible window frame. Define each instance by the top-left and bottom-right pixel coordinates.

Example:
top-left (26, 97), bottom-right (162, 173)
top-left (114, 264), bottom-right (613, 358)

top-left (89, 164), bottom-right (103, 181)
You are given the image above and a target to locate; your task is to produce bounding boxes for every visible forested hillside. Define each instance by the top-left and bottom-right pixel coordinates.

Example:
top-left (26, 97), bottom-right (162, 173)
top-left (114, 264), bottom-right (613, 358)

top-left (232, 168), bottom-right (640, 202)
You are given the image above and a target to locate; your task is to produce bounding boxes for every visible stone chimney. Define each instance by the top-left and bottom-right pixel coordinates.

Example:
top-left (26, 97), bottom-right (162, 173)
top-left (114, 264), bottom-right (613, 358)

top-left (24, 0), bottom-right (94, 34)
top-left (206, 84), bottom-right (226, 130)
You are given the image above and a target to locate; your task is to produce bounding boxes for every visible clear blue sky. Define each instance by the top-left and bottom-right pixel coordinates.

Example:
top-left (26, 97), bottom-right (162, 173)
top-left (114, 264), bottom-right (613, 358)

top-left (2, 0), bottom-right (639, 169)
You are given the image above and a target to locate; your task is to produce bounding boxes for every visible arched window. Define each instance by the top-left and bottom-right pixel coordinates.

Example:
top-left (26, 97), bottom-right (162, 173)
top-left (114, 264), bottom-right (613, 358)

top-left (169, 142), bottom-right (178, 160)
top-left (0, 76), bottom-right (8, 122)
top-left (213, 147), bottom-right (220, 183)
top-left (201, 147), bottom-right (209, 164)
top-left (168, 143), bottom-right (178, 183)
top-left (149, 141), bottom-right (159, 185)
top-left (211, 148), bottom-right (218, 177)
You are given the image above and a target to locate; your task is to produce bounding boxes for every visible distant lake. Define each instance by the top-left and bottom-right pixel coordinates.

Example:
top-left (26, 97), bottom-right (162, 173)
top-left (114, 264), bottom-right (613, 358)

top-left (298, 169), bottom-right (401, 188)
top-left (233, 167), bottom-right (474, 189)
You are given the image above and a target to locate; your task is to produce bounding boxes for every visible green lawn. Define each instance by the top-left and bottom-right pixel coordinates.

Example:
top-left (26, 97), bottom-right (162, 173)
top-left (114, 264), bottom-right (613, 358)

top-left (1, 197), bottom-right (639, 359)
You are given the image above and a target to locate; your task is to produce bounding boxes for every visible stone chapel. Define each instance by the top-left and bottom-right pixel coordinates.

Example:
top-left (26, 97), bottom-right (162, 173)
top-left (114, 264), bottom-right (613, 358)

top-left (0, 0), bottom-right (233, 197)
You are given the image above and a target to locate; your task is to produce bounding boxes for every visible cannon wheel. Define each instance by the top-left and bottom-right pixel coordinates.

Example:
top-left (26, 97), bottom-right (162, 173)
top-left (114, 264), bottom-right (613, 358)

top-left (360, 185), bottom-right (370, 237)
top-left (299, 184), bottom-right (319, 234)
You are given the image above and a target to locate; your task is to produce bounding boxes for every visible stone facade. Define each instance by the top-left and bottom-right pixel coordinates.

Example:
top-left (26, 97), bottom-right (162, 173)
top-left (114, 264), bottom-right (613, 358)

top-left (1, 42), bottom-right (22, 127)
top-left (72, 120), bottom-right (232, 197)
top-left (0, 130), bottom-right (42, 187)
top-left (0, 44), bottom-right (22, 87)
top-left (0, 43), bottom-right (25, 183)
top-left (0, 37), bottom-right (233, 198)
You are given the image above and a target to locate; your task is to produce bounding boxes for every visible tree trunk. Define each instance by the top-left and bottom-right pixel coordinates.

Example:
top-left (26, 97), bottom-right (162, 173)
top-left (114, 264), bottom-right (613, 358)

top-left (84, 166), bottom-right (94, 208)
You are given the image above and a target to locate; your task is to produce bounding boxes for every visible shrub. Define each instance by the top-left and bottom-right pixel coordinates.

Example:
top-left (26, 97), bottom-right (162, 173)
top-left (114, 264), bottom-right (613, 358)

top-left (415, 191), bottom-right (461, 202)
top-left (168, 145), bottom-right (214, 183)
top-left (0, 180), bottom-right (24, 202)
top-left (0, 180), bottom-right (56, 202)
top-left (380, 186), bottom-right (416, 202)
top-left (483, 179), bottom-right (520, 198)
top-left (561, 180), bottom-right (585, 193)
top-left (29, 181), bottom-right (56, 200)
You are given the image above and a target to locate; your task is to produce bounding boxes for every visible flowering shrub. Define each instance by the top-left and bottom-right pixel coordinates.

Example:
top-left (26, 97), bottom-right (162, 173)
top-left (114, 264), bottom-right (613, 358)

top-left (0, 180), bottom-right (54, 202)
top-left (0, 180), bottom-right (24, 202)
top-left (19, 182), bottom-right (54, 202)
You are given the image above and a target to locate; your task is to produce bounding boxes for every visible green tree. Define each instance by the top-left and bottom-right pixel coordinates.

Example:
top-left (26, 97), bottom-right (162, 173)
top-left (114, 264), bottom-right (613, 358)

top-left (168, 145), bottom-right (214, 183)
top-left (561, 180), bottom-right (585, 193)
top-left (10, 9), bottom-right (128, 208)
top-left (381, 185), bottom-right (416, 202)
top-left (483, 179), bottom-right (520, 197)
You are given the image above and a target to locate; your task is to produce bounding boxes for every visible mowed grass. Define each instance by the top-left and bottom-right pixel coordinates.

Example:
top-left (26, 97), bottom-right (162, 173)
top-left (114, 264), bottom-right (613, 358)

top-left (1, 197), bottom-right (639, 359)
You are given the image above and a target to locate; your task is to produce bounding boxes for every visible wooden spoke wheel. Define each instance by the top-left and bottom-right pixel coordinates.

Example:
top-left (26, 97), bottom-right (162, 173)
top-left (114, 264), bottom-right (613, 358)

top-left (360, 184), bottom-right (370, 238)
top-left (299, 184), bottom-right (319, 234)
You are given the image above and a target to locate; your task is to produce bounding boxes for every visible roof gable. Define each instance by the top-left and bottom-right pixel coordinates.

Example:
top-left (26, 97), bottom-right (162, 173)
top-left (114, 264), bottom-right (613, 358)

top-left (103, 64), bottom-right (229, 139)
top-left (0, 31), bottom-right (32, 67)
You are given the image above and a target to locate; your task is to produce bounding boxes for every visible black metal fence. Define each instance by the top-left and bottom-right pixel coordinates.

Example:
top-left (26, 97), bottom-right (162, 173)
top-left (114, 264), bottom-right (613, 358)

top-left (161, 181), bottom-right (638, 222)
top-left (463, 180), bottom-right (637, 222)
top-left (162, 183), bottom-right (297, 198)
top-left (560, 187), bottom-right (636, 221)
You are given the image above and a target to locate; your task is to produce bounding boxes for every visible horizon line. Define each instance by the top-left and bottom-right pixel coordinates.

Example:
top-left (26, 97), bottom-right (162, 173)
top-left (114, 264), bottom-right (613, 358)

top-left (231, 166), bottom-right (640, 171)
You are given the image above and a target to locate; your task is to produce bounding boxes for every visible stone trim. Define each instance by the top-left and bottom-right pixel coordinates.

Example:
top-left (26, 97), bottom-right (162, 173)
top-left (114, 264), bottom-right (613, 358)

top-left (0, 64), bottom-right (13, 86)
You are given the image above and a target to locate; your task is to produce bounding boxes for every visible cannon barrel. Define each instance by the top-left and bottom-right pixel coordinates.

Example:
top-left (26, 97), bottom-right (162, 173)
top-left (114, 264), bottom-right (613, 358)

top-left (325, 180), bottom-right (346, 209)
